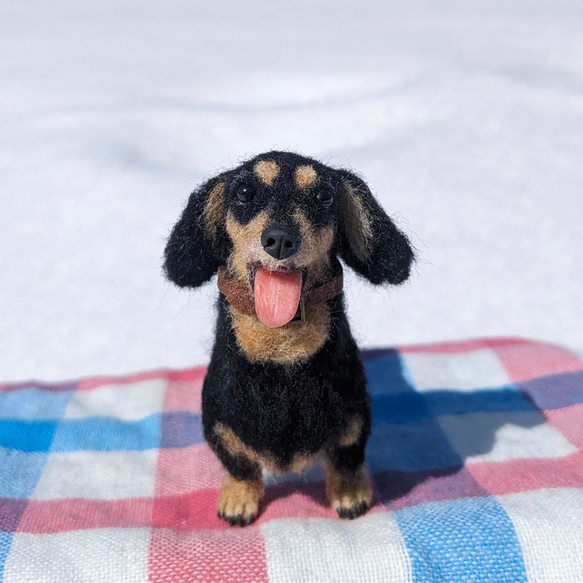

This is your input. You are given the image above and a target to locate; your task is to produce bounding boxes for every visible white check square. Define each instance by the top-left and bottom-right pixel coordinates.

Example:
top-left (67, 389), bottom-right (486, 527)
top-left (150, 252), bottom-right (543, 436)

top-left (261, 513), bottom-right (412, 583)
top-left (33, 449), bottom-right (158, 500)
top-left (65, 378), bottom-right (166, 420)
top-left (402, 349), bottom-right (511, 392)
top-left (437, 411), bottom-right (577, 463)
top-left (498, 489), bottom-right (583, 583)
top-left (3, 528), bottom-right (150, 583)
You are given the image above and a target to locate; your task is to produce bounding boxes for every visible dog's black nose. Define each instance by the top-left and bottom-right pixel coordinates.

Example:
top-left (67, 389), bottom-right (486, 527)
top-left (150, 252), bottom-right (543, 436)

top-left (261, 226), bottom-right (302, 260)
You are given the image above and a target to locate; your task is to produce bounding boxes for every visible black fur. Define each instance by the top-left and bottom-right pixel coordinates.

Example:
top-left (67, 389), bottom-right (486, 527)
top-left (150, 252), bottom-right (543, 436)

top-left (164, 151), bottom-right (414, 524)
top-left (202, 290), bottom-right (371, 478)
top-left (164, 174), bottom-right (232, 288)
top-left (164, 152), bottom-right (413, 287)
top-left (336, 169), bottom-right (413, 285)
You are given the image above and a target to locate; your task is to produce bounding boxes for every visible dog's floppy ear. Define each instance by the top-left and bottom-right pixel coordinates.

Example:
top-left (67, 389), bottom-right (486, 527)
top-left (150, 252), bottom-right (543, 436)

top-left (337, 169), bottom-right (414, 285)
top-left (164, 175), bottom-right (229, 288)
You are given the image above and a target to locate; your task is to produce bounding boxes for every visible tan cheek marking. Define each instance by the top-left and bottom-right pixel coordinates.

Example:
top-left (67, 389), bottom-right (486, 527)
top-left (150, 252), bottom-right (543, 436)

top-left (225, 209), bottom-right (335, 364)
top-left (295, 165), bottom-right (318, 189)
top-left (254, 160), bottom-right (280, 186)
top-left (293, 210), bottom-right (335, 288)
top-left (225, 211), bottom-right (270, 281)
top-left (228, 209), bottom-right (334, 365)
top-left (202, 181), bottom-right (226, 240)
top-left (341, 183), bottom-right (373, 261)
top-left (229, 302), bottom-right (330, 366)
top-left (217, 472), bottom-right (264, 524)
top-left (338, 416), bottom-right (363, 447)
top-left (324, 461), bottom-right (373, 514)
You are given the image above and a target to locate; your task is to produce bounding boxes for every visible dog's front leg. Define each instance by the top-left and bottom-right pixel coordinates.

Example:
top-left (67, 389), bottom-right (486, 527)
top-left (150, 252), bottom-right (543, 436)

top-left (208, 422), bottom-right (265, 526)
top-left (324, 416), bottom-right (373, 519)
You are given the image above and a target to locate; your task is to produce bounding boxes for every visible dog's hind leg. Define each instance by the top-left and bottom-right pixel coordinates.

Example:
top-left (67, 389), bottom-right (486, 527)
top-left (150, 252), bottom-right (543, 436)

top-left (324, 415), bottom-right (373, 519)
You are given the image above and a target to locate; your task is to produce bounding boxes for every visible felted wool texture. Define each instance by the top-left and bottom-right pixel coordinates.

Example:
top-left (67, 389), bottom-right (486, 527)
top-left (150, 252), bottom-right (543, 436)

top-left (294, 164), bottom-right (318, 190)
top-left (202, 293), bottom-right (371, 474)
top-left (164, 173), bottom-right (231, 289)
top-left (335, 168), bottom-right (414, 286)
top-left (227, 301), bottom-right (331, 365)
top-left (164, 151), bottom-right (414, 293)
top-left (163, 151), bottom-right (414, 524)
top-left (164, 151), bottom-right (413, 365)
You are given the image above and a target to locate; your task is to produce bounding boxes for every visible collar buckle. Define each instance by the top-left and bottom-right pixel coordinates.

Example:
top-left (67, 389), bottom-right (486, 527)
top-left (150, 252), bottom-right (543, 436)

top-left (291, 298), bottom-right (306, 323)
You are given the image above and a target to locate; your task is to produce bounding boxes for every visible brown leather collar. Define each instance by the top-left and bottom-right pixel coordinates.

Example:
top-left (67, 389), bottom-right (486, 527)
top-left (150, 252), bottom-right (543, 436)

top-left (217, 265), bottom-right (343, 317)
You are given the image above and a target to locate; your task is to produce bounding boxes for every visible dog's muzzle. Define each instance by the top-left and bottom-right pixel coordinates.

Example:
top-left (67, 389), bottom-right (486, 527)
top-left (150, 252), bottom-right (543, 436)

top-left (261, 226), bottom-right (302, 260)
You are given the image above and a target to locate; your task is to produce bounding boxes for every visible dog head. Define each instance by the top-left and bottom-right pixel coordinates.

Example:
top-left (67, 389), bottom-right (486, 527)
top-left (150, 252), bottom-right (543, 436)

top-left (164, 151), bottom-right (414, 326)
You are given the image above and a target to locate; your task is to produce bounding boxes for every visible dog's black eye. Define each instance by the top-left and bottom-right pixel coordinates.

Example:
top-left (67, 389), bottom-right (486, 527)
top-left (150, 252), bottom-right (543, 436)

top-left (316, 190), bottom-right (334, 208)
top-left (235, 184), bottom-right (255, 203)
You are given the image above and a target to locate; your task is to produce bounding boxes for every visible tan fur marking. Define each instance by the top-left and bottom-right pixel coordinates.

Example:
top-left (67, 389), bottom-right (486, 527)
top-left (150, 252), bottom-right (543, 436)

top-left (338, 416), bottom-right (363, 447)
top-left (230, 302), bottom-right (330, 365)
top-left (215, 422), bottom-right (319, 474)
top-left (293, 210), bottom-right (335, 290)
top-left (215, 422), bottom-right (269, 467)
top-left (202, 181), bottom-right (226, 240)
top-left (254, 160), bottom-right (280, 186)
top-left (324, 461), bottom-right (373, 514)
top-left (217, 472), bottom-right (264, 523)
top-left (225, 209), bottom-right (335, 287)
top-left (288, 452), bottom-right (320, 474)
top-left (224, 208), bottom-right (336, 365)
top-left (295, 165), bottom-right (318, 189)
top-left (340, 183), bottom-right (373, 261)
top-left (226, 211), bottom-right (270, 282)
top-left (215, 422), bottom-right (265, 463)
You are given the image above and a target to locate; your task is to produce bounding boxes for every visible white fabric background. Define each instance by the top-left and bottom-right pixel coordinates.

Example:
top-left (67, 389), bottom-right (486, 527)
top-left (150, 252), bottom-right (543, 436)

top-left (1, 0), bottom-right (582, 381)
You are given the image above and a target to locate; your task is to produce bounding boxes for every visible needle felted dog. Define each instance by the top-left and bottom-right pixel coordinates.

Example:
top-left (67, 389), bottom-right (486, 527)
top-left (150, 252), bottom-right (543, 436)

top-left (164, 151), bottom-right (413, 526)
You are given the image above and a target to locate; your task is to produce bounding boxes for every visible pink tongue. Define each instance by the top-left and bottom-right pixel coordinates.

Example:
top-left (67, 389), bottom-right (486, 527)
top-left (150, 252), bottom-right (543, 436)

top-left (254, 268), bottom-right (303, 328)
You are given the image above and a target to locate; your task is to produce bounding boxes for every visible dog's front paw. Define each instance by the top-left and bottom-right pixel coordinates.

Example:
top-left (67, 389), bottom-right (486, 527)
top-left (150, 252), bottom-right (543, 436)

top-left (325, 465), bottom-right (373, 520)
top-left (334, 496), bottom-right (370, 520)
top-left (217, 474), bottom-right (264, 526)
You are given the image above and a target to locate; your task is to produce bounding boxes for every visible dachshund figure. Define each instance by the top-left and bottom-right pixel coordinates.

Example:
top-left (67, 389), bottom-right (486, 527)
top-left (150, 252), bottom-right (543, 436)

top-left (164, 151), bottom-right (413, 526)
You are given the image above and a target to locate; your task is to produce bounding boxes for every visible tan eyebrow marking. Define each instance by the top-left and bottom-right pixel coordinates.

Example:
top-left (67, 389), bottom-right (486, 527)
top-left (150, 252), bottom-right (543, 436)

top-left (254, 160), bottom-right (280, 186)
top-left (295, 165), bottom-right (318, 189)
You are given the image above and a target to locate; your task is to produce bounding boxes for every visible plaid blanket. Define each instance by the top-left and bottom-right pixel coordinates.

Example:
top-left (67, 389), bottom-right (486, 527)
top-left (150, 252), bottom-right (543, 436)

top-left (1, 337), bottom-right (582, 582)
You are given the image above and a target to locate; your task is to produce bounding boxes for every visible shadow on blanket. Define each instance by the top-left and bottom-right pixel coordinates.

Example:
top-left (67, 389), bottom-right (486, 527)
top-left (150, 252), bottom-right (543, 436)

top-left (263, 348), bottom-right (544, 512)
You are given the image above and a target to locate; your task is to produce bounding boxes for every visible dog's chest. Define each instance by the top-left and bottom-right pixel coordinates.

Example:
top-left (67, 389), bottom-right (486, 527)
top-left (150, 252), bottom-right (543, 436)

top-left (205, 363), bottom-right (346, 465)
top-left (228, 303), bottom-right (331, 365)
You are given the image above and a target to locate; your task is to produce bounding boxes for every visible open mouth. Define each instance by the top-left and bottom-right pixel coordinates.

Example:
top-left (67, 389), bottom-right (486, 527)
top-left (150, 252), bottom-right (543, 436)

top-left (248, 263), bottom-right (305, 328)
